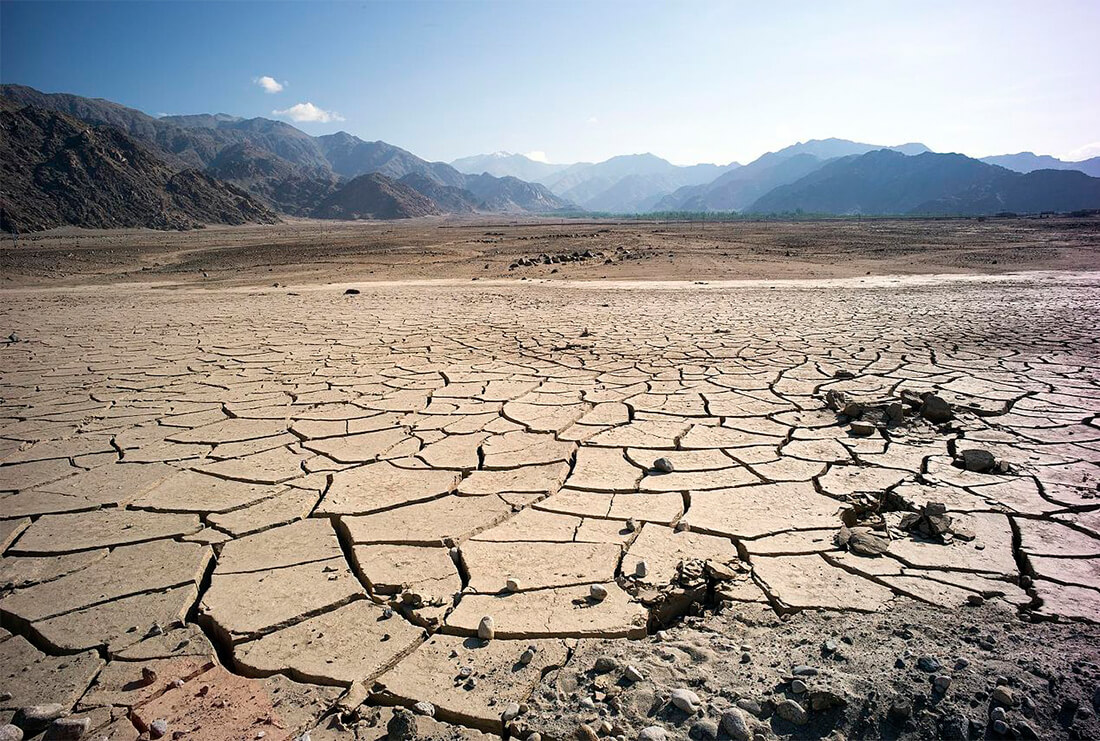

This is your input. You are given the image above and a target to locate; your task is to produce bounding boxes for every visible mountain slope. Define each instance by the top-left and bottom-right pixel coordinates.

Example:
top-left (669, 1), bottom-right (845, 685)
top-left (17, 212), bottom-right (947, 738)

top-left (312, 173), bottom-right (439, 220)
top-left (980, 152), bottom-right (1100, 178)
top-left (450, 152), bottom-right (569, 181)
top-left (748, 150), bottom-right (1100, 215)
top-left (654, 139), bottom-right (930, 212)
top-left (398, 173), bottom-right (478, 213)
top-left (316, 133), bottom-right (467, 187)
top-left (206, 142), bottom-right (341, 216)
top-left (1, 101), bottom-right (277, 232)
top-left (462, 174), bottom-right (573, 213)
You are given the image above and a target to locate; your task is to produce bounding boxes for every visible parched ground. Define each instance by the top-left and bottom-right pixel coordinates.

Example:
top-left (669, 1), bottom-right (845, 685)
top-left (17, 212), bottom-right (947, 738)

top-left (0, 229), bottom-right (1099, 740)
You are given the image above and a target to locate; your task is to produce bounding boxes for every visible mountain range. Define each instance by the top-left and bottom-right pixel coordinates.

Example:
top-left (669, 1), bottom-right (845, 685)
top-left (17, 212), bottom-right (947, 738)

top-left (2, 83), bottom-right (1099, 232)
top-left (454, 138), bottom-right (1100, 216)
top-left (0, 84), bottom-right (572, 232)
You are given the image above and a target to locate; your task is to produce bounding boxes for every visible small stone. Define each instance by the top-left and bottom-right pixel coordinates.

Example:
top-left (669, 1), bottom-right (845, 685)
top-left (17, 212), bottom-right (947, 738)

top-left (13, 705), bottom-right (67, 733)
top-left (991, 707), bottom-right (1007, 723)
top-left (920, 394), bottom-right (953, 424)
top-left (478, 615), bottom-right (495, 640)
top-left (594, 656), bottom-right (618, 673)
top-left (674, 520), bottom-right (689, 532)
top-left (45, 717), bottom-right (90, 740)
top-left (624, 664), bottom-right (644, 682)
top-left (653, 457), bottom-right (674, 473)
top-left (917, 656), bottom-right (941, 672)
top-left (849, 420), bottom-right (876, 436)
top-left (721, 708), bottom-right (752, 741)
top-left (671, 688), bottom-right (701, 713)
top-left (967, 594), bottom-right (985, 606)
top-left (992, 719), bottom-right (1009, 735)
top-left (822, 639), bottom-right (838, 654)
top-left (958, 448), bottom-right (996, 473)
top-left (381, 606), bottom-right (394, 619)
top-left (413, 701), bottom-right (435, 717)
top-left (387, 708), bottom-right (418, 740)
top-left (505, 578), bottom-right (521, 592)
top-left (689, 719), bottom-right (718, 740)
top-left (888, 701), bottom-right (911, 723)
top-left (634, 560), bottom-right (649, 578)
top-left (791, 665), bottom-right (818, 676)
top-left (149, 720), bottom-right (169, 739)
top-left (141, 666), bottom-right (158, 686)
top-left (0, 725), bottom-right (22, 741)
top-left (625, 518), bottom-right (638, 532)
top-left (934, 675), bottom-right (952, 693)
top-left (775, 699), bottom-right (808, 725)
top-left (790, 679), bottom-right (807, 694)
top-left (939, 714), bottom-right (970, 740)
top-left (528, 735), bottom-right (542, 741)
top-left (575, 723), bottom-right (598, 741)
top-left (519, 647), bottom-right (536, 666)
top-left (1016, 720), bottom-right (1039, 739)
top-left (589, 584), bottom-right (609, 601)
top-left (638, 727), bottom-right (668, 741)
top-left (993, 685), bottom-right (1015, 706)
top-left (146, 622), bottom-right (164, 637)
top-left (502, 702), bottom-right (521, 722)
top-left (736, 698), bottom-right (761, 715)
top-left (344, 288), bottom-right (360, 295)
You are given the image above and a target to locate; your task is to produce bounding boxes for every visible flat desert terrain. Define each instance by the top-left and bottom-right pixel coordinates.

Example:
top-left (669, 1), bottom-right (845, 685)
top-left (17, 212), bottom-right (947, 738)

top-left (1, 218), bottom-right (1099, 740)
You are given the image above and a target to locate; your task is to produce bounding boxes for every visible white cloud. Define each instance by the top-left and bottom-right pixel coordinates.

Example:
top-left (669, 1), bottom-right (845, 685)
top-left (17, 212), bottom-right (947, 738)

top-left (1064, 141), bottom-right (1100, 161)
top-left (272, 102), bottom-right (344, 123)
top-left (525, 150), bottom-right (549, 163)
top-left (254, 75), bottom-right (285, 94)
top-left (586, 116), bottom-right (599, 125)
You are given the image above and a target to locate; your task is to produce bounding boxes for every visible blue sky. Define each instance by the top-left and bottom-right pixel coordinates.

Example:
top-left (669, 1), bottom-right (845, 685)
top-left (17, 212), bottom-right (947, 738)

top-left (2, 0), bottom-right (1098, 166)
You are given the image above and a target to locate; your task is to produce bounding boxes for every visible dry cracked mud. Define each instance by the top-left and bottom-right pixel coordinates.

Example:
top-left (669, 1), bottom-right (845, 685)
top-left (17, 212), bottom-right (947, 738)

top-left (1, 272), bottom-right (1099, 740)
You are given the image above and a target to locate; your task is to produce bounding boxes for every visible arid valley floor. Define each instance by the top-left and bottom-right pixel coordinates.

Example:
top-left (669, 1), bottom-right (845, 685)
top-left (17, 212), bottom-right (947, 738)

top-left (1, 218), bottom-right (1100, 741)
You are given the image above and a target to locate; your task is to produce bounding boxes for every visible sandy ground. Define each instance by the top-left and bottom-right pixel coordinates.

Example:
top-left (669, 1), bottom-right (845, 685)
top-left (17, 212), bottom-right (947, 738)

top-left (0, 222), bottom-right (1099, 740)
top-left (1, 215), bottom-right (1099, 287)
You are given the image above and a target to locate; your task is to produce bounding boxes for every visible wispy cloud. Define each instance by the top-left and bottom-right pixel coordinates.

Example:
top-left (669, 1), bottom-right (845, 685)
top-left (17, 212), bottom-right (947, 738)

top-left (253, 75), bottom-right (285, 94)
top-left (586, 116), bottom-right (599, 125)
top-left (525, 150), bottom-right (549, 163)
top-left (272, 102), bottom-right (344, 123)
top-left (1064, 141), bottom-right (1100, 161)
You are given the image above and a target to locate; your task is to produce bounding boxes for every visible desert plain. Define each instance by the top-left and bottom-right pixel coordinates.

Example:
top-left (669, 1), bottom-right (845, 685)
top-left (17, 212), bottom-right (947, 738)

top-left (1, 216), bottom-right (1100, 741)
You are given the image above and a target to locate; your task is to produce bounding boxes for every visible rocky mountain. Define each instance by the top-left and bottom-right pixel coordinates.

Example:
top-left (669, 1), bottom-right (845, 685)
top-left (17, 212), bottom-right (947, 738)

top-left (450, 151), bottom-right (569, 182)
top-left (206, 143), bottom-right (341, 216)
top-left (748, 149), bottom-right (1100, 215)
top-left (0, 85), bottom-right (564, 218)
top-left (462, 174), bottom-right (571, 213)
top-left (397, 173), bottom-right (478, 213)
top-left (0, 100), bottom-right (276, 232)
top-left (312, 173), bottom-right (439, 220)
top-left (654, 139), bottom-right (930, 212)
top-left (980, 152), bottom-right (1100, 178)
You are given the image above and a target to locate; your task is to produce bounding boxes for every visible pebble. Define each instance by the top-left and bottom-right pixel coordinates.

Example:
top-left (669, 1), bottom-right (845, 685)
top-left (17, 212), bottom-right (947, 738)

top-left (637, 727), bottom-right (668, 741)
top-left (653, 457), bottom-right (675, 473)
top-left (634, 560), bottom-right (649, 578)
top-left (149, 719), bottom-right (169, 739)
top-left (849, 420), bottom-right (876, 436)
top-left (993, 686), bottom-right (1015, 706)
top-left (625, 518), bottom-right (638, 532)
top-left (505, 578), bottom-right (520, 592)
top-left (822, 639), bottom-right (838, 654)
top-left (0, 725), bottom-right (22, 741)
top-left (933, 675), bottom-right (952, 693)
top-left (381, 606), bottom-right (394, 619)
top-left (990, 707), bottom-right (1007, 722)
top-left (1016, 720), bottom-right (1039, 739)
top-left (589, 584), bottom-right (608, 601)
top-left (528, 735), bottom-right (542, 741)
top-left (575, 723), bottom-right (598, 741)
top-left (958, 448), bottom-right (996, 473)
top-left (917, 656), bottom-right (941, 672)
top-left (502, 702), bottom-right (521, 722)
top-left (624, 664), bottom-right (644, 682)
top-left (689, 719), bottom-right (718, 739)
top-left (791, 665), bottom-right (818, 676)
top-left (671, 688), bottom-right (701, 713)
top-left (15, 705), bottom-right (67, 733)
top-left (478, 615), bottom-right (495, 640)
top-left (735, 698), bottom-right (761, 715)
top-left (45, 717), bottom-right (90, 740)
top-left (775, 699), bottom-right (808, 725)
top-left (594, 656), bottom-right (618, 673)
top-left (790, 679), bottom-right (807, 694)
top-left (413, 701), bottom-right (435, 717)
top-left (992, 719), bottom-right (1009, 735)
top-left (721, 708), bottom-right (752, 741)
top-left (519, 647), bottom-right (536, 666)
top-left (939, 713), bottom-right (970, 740)
top-left (387, 708), bottom-right (418, 740)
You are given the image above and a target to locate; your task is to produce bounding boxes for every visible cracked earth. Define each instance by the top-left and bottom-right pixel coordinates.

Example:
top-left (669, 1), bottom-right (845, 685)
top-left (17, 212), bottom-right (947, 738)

top-left (1, 273), bottom-right (1099, 740)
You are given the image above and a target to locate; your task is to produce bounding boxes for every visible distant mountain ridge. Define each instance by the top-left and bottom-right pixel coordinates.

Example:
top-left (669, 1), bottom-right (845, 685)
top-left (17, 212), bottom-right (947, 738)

top-left (748, 150), bottom-right (1100, 216)
top-left (0, 84), bottom-right (574, 226)
top-left (980, 152), bottom-right (1100, 178)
